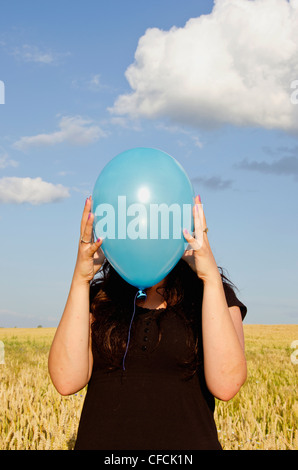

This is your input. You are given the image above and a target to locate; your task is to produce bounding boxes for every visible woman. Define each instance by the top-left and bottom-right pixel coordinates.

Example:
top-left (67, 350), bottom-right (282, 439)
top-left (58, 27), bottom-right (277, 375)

top-left (48, 195), bottom-right (247, 450)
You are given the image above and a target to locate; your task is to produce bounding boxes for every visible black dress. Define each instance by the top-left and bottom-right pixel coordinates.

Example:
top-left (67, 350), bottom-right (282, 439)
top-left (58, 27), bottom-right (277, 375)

top-left (74, 283), bottom-right (247, 450)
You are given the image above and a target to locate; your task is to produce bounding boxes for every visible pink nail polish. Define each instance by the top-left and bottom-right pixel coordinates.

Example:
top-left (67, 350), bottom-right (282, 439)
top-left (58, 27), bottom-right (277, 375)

top-left (183, 228), bottom-right (189, 235)
top-left (96, 237), bottom-right (101, 243)
top-left (198, 194), bottom-right (201, 203)
top-left (88, 213), bottom-right (91, 220)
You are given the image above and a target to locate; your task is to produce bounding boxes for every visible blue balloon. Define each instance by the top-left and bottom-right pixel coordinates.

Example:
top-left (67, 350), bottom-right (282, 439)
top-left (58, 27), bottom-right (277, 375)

top-left (92, 148), bottom-right (195, 291)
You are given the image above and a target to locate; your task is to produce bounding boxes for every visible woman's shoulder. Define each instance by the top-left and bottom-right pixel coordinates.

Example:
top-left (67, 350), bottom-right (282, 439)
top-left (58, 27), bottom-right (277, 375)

top-left (222, 280), bottom-right (247, 320)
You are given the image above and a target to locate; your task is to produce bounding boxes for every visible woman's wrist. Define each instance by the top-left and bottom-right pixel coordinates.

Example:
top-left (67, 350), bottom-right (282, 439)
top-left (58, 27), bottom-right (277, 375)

top-left (72, 270), bottom-right (92, 288)
top-left (197, 265), bottom-right (222, 287)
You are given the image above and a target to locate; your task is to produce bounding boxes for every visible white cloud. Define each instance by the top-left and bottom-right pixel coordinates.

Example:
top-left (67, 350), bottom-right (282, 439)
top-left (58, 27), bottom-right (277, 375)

top-left (110, 0), bottom-right (298, 133)
top-left (0, 39), bottom-right (70, 65)
top-left (13, 115), bottom-right (107, 150)
top-left (155, 122), bottom-right (204, 148)
top-left (11, 44), bottom-right (70, 64)
top-left (13, 44), bottom-right (55, 64)
top-left (0, 150), bottom-right (18, 169)
top-left (192, 136), bottom-right (203, 149)
top-left (88, 74), bottom-right (104, 90)
top-left (71, 73), bottom-right (107, 91)
top-left (0, 176), bottom-right (70, 204)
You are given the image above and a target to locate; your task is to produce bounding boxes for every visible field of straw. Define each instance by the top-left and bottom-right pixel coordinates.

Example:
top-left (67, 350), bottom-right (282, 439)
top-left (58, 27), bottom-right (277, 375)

top-left (0, 325), bottom-right (297, 450)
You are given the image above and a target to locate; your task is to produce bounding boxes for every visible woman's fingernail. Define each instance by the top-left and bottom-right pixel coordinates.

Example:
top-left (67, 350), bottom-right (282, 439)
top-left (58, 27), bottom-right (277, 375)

top-left (96, 237), bottom-right (101, 243)
top-left (183, 228), bottom-right (189, 235)
top-left (198, 194), bottom-right (201, 203)
top-left (88, 213), bottom-right (91, 220)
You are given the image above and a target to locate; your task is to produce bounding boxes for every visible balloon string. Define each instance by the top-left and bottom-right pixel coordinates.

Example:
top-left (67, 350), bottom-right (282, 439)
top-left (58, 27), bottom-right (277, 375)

top-left (122, 289), bottom-right (147, 371)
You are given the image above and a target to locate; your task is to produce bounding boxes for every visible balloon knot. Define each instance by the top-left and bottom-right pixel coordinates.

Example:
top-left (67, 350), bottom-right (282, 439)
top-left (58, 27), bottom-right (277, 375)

top-left (136, 289), bottom-right (147, 299)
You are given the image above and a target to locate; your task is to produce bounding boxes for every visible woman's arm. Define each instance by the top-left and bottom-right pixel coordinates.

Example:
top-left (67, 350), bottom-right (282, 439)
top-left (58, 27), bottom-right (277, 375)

top-left (183, 197), bottom-right (247, 401)
top-left (201, 274), bottom-right (247, 401)
top-left (48, 197), bottom-right (103, 396)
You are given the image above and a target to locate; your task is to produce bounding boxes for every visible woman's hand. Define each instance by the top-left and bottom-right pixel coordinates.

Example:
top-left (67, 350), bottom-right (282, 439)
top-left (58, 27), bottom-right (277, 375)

top-left (182, 195), bottom-right (220, 284)
top-left (73, 196), bottom-right (104, 284)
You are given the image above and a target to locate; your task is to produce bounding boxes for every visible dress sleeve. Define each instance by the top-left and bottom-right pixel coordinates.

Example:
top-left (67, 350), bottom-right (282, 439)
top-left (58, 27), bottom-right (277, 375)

top-left (222, 281), bottom-right (247, 320)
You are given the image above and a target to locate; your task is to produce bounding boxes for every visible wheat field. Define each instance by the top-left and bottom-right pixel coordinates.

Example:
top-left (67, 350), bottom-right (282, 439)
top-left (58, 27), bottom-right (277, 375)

top-left (0, 325), bottom-right (297, 450)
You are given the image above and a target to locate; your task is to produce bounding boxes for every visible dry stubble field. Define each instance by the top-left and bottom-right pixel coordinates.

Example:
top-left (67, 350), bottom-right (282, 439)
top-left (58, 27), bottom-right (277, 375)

top-left (0, 324), bottom-right (297, 450)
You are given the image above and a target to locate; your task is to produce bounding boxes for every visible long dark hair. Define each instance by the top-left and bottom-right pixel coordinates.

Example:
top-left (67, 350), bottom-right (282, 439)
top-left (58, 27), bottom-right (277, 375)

top-left (90, 258), bottom-right (234, 375)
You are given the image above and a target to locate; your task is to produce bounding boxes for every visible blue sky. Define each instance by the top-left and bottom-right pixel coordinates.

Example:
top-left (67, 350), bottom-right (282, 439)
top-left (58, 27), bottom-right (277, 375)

top-left (0, 0), bottom-right (297, 327)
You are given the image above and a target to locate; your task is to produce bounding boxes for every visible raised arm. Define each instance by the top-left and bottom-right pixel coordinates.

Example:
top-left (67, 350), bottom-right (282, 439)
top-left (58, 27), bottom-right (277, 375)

top-left (183, 196), bottom-right (247, 401)
top-left (48, 197), bottom-right (103, 395)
